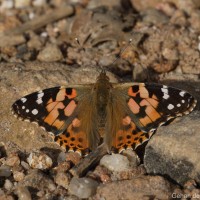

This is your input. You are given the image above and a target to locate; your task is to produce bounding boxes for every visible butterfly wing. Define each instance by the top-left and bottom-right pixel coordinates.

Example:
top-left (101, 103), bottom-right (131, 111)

top-left (106, 82), bottom-right (197, 152)
top-left (12, 85), bottom-right (100, 155)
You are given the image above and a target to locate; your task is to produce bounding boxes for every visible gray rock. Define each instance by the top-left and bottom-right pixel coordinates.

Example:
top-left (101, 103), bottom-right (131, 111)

top-left (69, 177), bottom-right (99, 199)
top-left (92, 175), bottom-right (172, 200)
top-left (55, 172), bottom-right (71, 189)
top-left (144, 111), bottom-right (200, 186)
top-left (37, 43), bottom-right (63, 62)
top-left (22, 169), bottom-right (56, 192)
top-left (0, 165), bottom-right (12, 177)
top-left (122, 149), bottom-right (140, 167)
top-left (16, 186), bottom-right (32, 200)
top-left (100, 154), bottom-right (131, 172)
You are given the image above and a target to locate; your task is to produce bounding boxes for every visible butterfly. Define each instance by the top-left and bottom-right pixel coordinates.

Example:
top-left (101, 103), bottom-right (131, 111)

top-left (12, 70), bottom-right (197, 155)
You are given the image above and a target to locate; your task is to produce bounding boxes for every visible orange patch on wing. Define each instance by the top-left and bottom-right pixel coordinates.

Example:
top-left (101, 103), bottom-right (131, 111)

top-left (122, 116), bottom-right (131, 126)
top-left (139, 115), bottom-right (152, 126)
top-left (72, 118), bottom-right (81, 127)
top-left (44, 102), bottom-right (65, 125)
top-left (64, 100), bottom-right (76, 116)
top-left (56, 89), bottom-right (66, 101)
top-left (46, 102), bottom-right (58, 112)
top-left (53, 119), bottom-right (64, 129)
top-left (145, 106), bottom-right (161, 121)
top-left (140, 98), bottom-right (158, 108)
top-left (66, 89), bottom-right (77, 99)
top-left (152, 94), bottom-right (158, 100)
top-left (128, 98), bottom-right (140, 114)
top-left (47, 98), bottom-right (53, 104)
top-left (128, 87), bottom-right (137, 97)
top-left (139, 86), bottom-right (149, 98)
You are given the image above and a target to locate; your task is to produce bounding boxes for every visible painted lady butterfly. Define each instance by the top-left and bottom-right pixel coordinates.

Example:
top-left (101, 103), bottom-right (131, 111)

top-left (12, 71), bottom-right (197, 155)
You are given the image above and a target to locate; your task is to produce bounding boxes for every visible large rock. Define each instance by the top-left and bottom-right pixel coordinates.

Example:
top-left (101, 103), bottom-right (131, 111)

top-left (144, 111), bottom-right (200, 186)
top-left (92, 175), bottom-right (172, 200)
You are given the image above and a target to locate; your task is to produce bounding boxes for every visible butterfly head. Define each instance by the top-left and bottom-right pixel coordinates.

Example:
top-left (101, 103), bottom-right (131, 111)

top-left (97, 70), bottom-right (110, 83)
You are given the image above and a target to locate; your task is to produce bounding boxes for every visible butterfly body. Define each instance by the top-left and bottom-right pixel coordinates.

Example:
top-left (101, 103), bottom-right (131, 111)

top-left (12, 71), bottom-right (197, 155)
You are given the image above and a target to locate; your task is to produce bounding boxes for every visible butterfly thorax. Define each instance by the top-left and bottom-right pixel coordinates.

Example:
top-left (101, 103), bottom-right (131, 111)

top-left (94, 72), bottom-right (112, 117)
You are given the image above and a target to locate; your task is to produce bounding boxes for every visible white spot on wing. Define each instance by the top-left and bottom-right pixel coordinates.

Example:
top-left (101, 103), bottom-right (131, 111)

top-left (161, 88), bottom-right (168, 93)
top-left (32, 109), bottom-right (38, 115)
top-left (21, 98), bottom-right (27, 103)
top-left (26, 109), bottom-right (29, 113)
top-left (179, 91), bottom-right (185, 97)
top-left (167, 104), bottom-right (174, 110)
top-left (22, 106), bottom-right (25, 109)
top-left (161, 87), bottom-right (169, 99)
top-left (38, 91), bottom-right (44, 98)
top-left (163, 93), bottom-right (169, 99)
top-left (182, 100), bottom-right (185, 103)
top-left (36, 98), bottom-right (43, 104)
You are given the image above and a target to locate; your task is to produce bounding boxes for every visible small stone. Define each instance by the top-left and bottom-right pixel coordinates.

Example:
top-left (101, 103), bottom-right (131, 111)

top-left (16, 186), bottom-right (32, 200)
top-left (21, 161), bottom-right (30, 170)
top-left (142, 8), bottom-right (169, 25)
top-left (5, 153), bottom-right (20, 167)
top-left (55, 172), bottom-right (71, 189)
top-left (32, 0), bottom-right (47, 7)
top-left (162, 48), bottom-right (179, 60)
top-left (69, 177), bottom-right (99, 199)
top-left (122, 149), bottom-right (140, 167)
top-left (65, 152), bottom-right (81, 165)
top-left (57, 152), bottom-right (67, 163)
top-left (37, 44), bottom-right (63, 62)
top-left (100, 154), bottom-right (131, 172)
top-left (0, 0), bottom-right (14, 10)
top-left (27, 152), bottom-right (53, 170)
top-left (15, 0), bottom-right (31, 8)
top-left (0, 165), bottom-right (12, 177)
top-left (13, 171), bottom-right (25, 182)
top-left (27, 33), bottom-right (42, 50)
top-left (53, 161), bottom-right (71, 173)
top-left (4, 179), bottom-right (13, 191)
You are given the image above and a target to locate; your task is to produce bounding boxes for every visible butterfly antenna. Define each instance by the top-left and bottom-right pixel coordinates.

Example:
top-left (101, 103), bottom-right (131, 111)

top-left (111, 38), bottom-right (133, 65)
top-left (75, 38), bottom-right (85, 52)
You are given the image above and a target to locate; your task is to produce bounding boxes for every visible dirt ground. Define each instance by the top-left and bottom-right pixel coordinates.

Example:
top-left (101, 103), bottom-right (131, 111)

top-left (0, 0), bottom-right (200, 199)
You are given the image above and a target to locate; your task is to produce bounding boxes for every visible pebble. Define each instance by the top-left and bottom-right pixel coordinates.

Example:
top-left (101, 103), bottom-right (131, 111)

top-left (32, 0), bottom-right (47, 7)
top-left (27, 152), bottom-right (53, 170)
top-left (0, 165), bottom-right (12, 177)
top-left (4, 179), bottom-right (13, 191)
top-left (16, 186), bottom-right (32, 200)
top-left (122, 149), bottom-right (140, 167)
top-left (15, 0), bottom-right (31, 8)
top-left (57, 152), bottom-right (67, 163)
top-left (13, 171), bottom-right (25, 182)
top-left (100, 154), bottom-right (131, 172)
top-left (0, 0), bottom-right (14, 10)
top-left (54, 172), bottom-right (71, 189)
top-left (69, 177), bottom-right (99, 199)
top-left (5, 153), bottom-right (20, 167)
top-left (37, 44), bottom-right (63, 62)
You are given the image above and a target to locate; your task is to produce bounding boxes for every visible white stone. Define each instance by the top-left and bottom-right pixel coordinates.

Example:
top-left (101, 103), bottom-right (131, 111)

top-left (100, 154), bottom-right (131, 172)
top-left (69, 177), bottom-right (99, 199)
